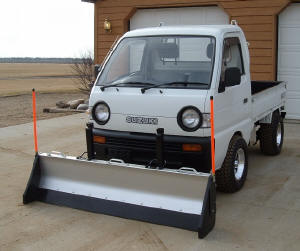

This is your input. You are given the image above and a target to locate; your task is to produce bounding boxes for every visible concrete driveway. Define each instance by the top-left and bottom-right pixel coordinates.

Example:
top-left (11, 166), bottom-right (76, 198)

top-left (0, 114), bottom-right (299, 250)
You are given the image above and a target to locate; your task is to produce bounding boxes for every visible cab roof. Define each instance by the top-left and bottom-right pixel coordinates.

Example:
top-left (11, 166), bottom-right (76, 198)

top-left (124, 25), bottom-right (242, 38)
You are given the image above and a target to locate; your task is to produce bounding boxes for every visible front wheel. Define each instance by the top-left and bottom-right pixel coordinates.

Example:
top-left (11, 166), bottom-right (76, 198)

top-left (216, 135), bottom-right (248, 193)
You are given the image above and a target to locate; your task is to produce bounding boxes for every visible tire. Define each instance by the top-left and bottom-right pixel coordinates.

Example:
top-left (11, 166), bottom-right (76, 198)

top-left (259, 111), bottom-right (284, 156)
top-left (216, 135), bottom-right (248, 193)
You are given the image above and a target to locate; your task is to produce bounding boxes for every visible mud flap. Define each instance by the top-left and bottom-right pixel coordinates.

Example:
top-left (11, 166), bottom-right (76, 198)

top-left (23, 153), bottom-right (216, 238)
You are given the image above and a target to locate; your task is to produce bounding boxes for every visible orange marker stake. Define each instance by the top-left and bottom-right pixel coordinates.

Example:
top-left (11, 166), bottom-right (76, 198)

top-left (32, 89), bottom-right (38, 153)
top-left (210, 96), bottom-right (216, 176)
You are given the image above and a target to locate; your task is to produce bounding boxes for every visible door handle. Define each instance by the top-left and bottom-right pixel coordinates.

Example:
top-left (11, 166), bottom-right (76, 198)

top-left (243, 98), bottom-right (248, 104)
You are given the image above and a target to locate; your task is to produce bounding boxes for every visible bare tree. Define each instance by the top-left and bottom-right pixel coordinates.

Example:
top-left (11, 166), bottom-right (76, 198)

top-left (70, 51), bottom-right (94, 94)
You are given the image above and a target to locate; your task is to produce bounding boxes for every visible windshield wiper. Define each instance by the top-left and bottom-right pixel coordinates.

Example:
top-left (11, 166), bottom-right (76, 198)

top-left (101, 82), bottom-right (124, 91)
top-left (101, 82), bottom-right (153, 91)
top-left (141, 82), bottom-right (208, 93)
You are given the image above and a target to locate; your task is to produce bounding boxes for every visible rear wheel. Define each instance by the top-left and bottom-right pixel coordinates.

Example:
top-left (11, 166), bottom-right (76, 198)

top-left (216, 135), bottom-right (248, 193)
top-left (259, 111), bottom-right (284, 155)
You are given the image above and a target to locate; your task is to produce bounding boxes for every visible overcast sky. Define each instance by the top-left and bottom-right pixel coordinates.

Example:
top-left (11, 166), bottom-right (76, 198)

top-left (0, 0), bottom-right (94, 58)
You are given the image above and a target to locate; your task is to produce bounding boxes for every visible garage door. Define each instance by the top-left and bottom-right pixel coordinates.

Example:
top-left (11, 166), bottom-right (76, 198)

top-left (278, 3), bottom-right (300, 119)
top-left (130, 6), bottom-right (229, 30)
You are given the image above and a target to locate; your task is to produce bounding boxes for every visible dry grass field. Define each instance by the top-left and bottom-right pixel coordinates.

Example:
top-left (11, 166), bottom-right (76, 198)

top-left (0, 63), bottom-right (88, 127)
top-left (0, 63), bottom-right (78, 96)
top-left (0, 78), bottom-right (80, 96)
top-left (0, 63), bottom-right (73, 78)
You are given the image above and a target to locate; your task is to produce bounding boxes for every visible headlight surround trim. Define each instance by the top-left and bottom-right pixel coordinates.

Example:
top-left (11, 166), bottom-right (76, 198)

top-left (177, 106), bottom-right (203, 132)
top-left (92, 101), bottom-right (111, 125)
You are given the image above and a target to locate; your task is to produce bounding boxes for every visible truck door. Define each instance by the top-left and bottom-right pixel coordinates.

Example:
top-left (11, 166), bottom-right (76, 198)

top-left (214, 35), bottom-right (252, 168)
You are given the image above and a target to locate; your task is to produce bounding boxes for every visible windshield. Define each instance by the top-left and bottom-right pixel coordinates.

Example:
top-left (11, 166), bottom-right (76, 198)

top-left (96, 36), bottom-right (216, 89)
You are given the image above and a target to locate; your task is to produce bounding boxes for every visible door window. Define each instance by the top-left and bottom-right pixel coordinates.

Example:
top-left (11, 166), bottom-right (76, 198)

top-left (220, 37), bottom-right (245, 84)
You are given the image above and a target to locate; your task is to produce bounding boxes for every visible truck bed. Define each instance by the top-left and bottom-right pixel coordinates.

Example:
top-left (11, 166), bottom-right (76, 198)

top-left (251, 81), bottom-right (282, 95)
top-left (251, 81), bottom-right (286, 122)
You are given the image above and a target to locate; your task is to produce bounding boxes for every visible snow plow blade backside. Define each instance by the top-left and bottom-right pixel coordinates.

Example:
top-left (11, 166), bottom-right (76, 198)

top-left (23, 153), bottom-right (216, 238)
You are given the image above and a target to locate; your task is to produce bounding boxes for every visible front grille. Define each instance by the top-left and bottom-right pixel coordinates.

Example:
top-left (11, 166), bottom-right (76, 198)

top-left (105, 137), bottom-right (182, 152)
top-left (91, 129), bottom-right (211, 172)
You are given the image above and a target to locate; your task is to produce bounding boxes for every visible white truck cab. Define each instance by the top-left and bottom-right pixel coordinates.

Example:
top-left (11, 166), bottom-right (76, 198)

top-left (87, 24), bottom-right (286, 192)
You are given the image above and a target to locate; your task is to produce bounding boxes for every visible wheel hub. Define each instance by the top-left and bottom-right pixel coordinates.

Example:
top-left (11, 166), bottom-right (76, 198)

top-left (234, 148), bottom-right (245, 180)
top-left (276, 123), bottom-right (282, 146)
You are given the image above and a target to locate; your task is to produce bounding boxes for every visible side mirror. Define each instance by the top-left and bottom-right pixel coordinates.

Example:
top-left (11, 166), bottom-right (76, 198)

top-left (225, 67), bottom-right (241, 87)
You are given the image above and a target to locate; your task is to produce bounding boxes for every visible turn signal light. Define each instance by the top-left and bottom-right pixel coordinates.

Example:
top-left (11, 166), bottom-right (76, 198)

top-left (182, 144), bottom-right (202, 152)
top-left (93, 136), bottom-right (106, 144)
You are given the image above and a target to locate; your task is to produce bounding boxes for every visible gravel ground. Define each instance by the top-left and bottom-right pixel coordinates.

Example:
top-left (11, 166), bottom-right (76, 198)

top-left (0, 92), bottom-right (88, 128)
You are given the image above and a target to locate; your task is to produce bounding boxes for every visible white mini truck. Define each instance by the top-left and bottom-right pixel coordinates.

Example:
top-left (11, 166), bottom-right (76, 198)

top-left (24, 24), bottom-right (286, 238)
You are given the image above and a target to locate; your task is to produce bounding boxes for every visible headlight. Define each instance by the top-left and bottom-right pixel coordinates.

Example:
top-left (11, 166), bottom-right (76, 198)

top-left (92, 102), bottom-right (110, 125)
top-left (177, 106), bottom-right (202, 132)
top-left (182, 109), bottom-right (200, 128)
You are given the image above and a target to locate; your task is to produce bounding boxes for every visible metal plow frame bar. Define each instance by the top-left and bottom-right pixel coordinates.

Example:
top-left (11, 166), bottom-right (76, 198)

top-left (23, 154), bottom-right (216, 238)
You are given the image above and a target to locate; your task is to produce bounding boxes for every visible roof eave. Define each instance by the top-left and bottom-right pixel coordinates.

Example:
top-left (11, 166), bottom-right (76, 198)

top-left (81, 0), bottom-right (96, 3)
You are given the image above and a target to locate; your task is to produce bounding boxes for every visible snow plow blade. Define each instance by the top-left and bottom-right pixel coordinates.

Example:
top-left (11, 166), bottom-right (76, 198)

top-left (23, 153), bottom-right (216, 238)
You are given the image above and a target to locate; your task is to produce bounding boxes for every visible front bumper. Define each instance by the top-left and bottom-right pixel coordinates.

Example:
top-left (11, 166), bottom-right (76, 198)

top-left (86, 124), bottom-right (211, 173)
